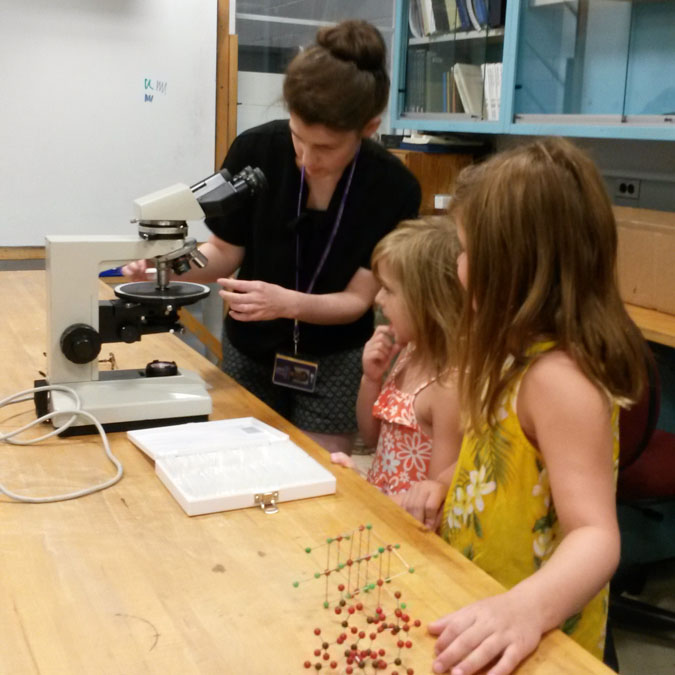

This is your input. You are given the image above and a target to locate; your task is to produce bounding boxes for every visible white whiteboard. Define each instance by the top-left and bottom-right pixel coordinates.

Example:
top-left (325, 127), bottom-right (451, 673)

top-left (0, 0), bottom-right (217, 246)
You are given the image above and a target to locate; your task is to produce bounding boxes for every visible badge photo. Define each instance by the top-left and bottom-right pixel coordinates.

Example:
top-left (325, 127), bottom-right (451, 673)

top-left (272, 353), bottom-right (319, 393)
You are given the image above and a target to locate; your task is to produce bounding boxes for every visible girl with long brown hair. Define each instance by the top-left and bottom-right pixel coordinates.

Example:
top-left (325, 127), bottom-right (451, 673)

top-left (429, 137), bottom-right (646, 675)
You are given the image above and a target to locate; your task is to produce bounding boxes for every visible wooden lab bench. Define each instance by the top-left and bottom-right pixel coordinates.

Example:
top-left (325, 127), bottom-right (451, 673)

top-left (0, 271), bottom-right (614, 674)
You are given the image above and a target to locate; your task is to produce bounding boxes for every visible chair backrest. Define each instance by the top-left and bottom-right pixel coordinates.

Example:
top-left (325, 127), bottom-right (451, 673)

top-left (619, 346), bottom-right (661, 470)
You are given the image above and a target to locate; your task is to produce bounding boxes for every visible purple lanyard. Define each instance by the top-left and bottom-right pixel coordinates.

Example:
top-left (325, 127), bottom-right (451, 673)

top-left (291, 148), bottom-right (359, 354)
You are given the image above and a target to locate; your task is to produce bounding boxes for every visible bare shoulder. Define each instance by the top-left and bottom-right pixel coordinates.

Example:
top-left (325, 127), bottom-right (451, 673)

top-left (522, 350), bottom-right (605, 405)
top-left (430, 376), bottom-right (460, 404)
top-left (426, 377), bottom-right (460, 418)
top-left (518, 350), bottom-right (610, 438)
top-left (415, 375), bottom-right (461, 430)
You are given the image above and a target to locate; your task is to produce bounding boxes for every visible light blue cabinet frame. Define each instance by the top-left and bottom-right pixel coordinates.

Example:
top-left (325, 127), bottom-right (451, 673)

top-left (390, 0), bottom-right (675, 141)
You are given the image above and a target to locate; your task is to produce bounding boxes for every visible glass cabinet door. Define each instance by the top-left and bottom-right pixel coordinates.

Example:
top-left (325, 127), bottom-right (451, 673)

top-left (399, 1), bottom-right (507, 123)
top-left (513, 0), bottom-right (675, 124)
top-left (235, 1), bottom-right (396, 134)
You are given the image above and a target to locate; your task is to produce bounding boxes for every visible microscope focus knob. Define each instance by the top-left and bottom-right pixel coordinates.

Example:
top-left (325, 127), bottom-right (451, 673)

top-left (60, 323), bottom-right (102, 364)
top-left (119, 324), bottom-right (141, 343)
top-left (145, 360), bottom-right (178, 377)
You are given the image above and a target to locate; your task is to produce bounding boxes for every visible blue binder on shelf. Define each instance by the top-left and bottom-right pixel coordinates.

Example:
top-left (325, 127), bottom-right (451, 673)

top-left (473, 0), bottom-right (489, 26)
top-left (487, 0), bottom-right (507, 28)
top-left (455, 0), bottom-right (472, 31)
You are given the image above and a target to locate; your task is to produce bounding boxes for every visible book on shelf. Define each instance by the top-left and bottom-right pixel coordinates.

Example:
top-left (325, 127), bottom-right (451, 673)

top-left (473, 0), bottom-right (489, 27)
top-left (455, 1), bottom-right (473, 31)
top-left (465, 0), bottom-right (483, 31)
top-left (452, 62), bottom-right (485, 117)
top-left (482, 63), bottom-right (493, 121)
top-left (405, 48), bottom-right (428, 112)
top-left (409, 0), bottom-right (424, 38)
top-left (432, 0), bottom-right (450, 32)
top-left (481, 62), bottom-right (503, 120)
top-left (425, 51), bottom-right (446, 112)
top-left (451, 70), bottom-right (464, 113)
top-left (442, 70), bottom-right (465, 113)
top-left (487, 0), bottom-right (507, 28)
top-left (420, 0), bottom-right (436, 35)
top-left (444, 0), bottom-right (462, 31)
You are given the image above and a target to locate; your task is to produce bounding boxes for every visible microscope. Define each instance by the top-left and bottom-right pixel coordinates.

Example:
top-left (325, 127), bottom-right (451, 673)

top-left (36, 166), bottom-right (266, 434)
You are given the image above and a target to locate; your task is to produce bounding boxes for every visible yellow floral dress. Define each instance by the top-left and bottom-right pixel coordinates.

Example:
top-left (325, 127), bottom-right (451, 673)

top-left (440, 342), bottom-right (619, 659)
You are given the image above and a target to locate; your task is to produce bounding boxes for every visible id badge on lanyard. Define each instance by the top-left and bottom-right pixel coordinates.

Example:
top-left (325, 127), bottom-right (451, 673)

top-left (272, 351), bottom-right (319, 393)
top-left (273, 317), bottom-right (319, 392)
top-left (272, 148), bottom-right (359, 393)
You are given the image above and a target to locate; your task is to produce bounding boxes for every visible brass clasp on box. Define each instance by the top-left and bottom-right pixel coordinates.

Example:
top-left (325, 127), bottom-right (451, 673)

top-left (254, 491), bottom-right (279, 514)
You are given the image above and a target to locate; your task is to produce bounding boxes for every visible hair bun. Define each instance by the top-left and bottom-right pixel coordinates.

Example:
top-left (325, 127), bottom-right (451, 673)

top-left (316, 20), bottom-right (386, 73)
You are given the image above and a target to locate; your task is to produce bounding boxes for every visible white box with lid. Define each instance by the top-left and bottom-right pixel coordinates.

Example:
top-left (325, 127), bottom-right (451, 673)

top-left (128, 417), bottom-right (336, 516)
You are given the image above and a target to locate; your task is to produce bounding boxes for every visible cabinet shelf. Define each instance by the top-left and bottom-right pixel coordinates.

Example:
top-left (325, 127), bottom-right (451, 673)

top-left (409, 27), bottom-right (505, 46)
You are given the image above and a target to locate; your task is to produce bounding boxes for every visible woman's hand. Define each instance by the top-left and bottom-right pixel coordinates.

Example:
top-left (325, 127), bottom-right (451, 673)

top-left (428, 589), bottom-right (544, 675)
top-left (394, 480), bottom-right (448, 530)
top-left (121, 259), bottom-right (153, 281)
top-left (362, 325), bottom-right (401, 384)
top-left (218, 278), bottom-right (297, 322)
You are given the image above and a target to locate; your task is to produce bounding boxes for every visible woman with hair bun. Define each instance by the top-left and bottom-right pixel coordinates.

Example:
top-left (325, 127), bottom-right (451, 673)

top-left (124, 20), bottom-right (421, 454)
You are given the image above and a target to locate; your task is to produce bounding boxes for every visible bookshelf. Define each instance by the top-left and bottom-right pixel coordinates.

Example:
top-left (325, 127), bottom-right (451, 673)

top-left (391, 0), bottom-right (675, 141)
top-left (393, 0), bottom-right (509, 132)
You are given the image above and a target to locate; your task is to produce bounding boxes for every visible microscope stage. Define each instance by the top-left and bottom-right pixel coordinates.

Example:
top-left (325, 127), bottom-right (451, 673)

top-left (114, 281), bottom-right (210, 306)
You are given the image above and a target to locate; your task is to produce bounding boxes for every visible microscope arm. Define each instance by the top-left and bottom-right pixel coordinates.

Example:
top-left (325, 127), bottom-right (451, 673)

top-left (46, 236), bottom-right (188, 385)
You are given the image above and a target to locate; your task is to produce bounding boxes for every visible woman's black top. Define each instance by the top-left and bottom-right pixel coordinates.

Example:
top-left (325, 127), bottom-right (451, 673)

top-left (205, 119), bottom-right (421, 362)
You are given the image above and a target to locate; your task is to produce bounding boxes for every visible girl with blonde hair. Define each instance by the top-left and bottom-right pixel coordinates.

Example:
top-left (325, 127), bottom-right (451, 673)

top-left (334, 218), bottom-right (464, 529)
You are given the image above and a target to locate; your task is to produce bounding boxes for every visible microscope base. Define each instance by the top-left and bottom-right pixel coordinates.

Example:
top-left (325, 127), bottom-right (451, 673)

top-left (38, 369), bottom-right (212, 436)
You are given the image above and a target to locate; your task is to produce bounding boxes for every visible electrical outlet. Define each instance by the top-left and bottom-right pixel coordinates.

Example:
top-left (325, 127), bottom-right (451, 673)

top-left (615, 178), bottom-right (641, 200)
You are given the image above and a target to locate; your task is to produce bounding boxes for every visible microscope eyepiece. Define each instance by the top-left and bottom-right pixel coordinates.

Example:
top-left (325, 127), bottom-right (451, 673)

top-left (229, 166), bottom-right (268, 196)
top-left (190, 165), bottom-right (267, 219)
top-left (134, 165), bottom-right (267, 238)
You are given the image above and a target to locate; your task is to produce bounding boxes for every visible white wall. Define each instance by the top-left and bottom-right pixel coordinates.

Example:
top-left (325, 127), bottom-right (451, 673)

top-left (237, 72), bottom-right (287, 135)
top-left (0, 0), bottom-right (217, 246)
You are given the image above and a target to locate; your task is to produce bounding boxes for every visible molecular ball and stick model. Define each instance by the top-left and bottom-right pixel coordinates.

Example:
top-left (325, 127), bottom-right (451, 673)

top-left (293, 524), bottom-right (422, 674)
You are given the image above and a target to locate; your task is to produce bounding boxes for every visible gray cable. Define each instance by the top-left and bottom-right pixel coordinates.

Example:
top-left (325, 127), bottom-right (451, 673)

top-left (0, 385), bottom-right (123, 502)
